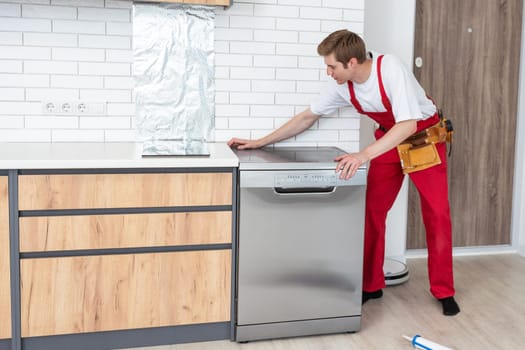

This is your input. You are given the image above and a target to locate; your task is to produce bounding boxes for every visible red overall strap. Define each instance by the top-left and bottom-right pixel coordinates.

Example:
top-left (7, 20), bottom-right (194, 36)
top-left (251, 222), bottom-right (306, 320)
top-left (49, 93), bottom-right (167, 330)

top-left (347, 81), bottom-right (364, 113)
top-left (376, 55), bottom-right (392, 111)
top-left (347, 55), bottom-right (391, 113)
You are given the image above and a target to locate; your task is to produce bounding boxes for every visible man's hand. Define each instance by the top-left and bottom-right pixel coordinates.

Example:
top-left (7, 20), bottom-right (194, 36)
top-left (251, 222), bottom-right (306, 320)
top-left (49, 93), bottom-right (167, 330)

top-left (227, 138), bottom-right (262, 150)
top-left (334, 152), bottom-right (368, 179)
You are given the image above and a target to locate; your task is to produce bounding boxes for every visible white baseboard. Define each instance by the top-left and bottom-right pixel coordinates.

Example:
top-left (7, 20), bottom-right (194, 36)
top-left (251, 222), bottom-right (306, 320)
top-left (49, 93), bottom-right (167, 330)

top-left (405, 245), bottom-right (517, 259)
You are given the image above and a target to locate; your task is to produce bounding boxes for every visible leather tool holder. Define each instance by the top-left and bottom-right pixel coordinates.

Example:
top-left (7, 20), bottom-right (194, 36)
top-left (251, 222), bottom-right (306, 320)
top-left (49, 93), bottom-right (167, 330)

top-left (397, 142), bottom-right (441, 174)
top-left (396, 120), bottom-right (451, 174)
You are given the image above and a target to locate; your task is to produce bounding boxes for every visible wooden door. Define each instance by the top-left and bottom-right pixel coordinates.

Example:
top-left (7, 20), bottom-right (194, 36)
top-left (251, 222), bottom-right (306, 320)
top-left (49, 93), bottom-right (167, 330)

top-left (407, 0), bottom-right (522, 248)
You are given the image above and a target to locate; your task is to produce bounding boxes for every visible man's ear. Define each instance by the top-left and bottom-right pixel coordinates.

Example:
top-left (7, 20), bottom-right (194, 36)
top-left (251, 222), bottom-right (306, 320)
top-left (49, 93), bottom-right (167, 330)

top-left (348, 57), bottom-right (358, 67)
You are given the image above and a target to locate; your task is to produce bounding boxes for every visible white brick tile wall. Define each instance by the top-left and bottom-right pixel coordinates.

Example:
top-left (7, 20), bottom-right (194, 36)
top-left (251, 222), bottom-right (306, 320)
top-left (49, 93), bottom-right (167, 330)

top-left (276, 18), bottom-right (320, 31)
top-left (52, 47), bottom-right (104, 61)
top-left (229, 92), bottom-right (274, 105)
top-left (104, 129), bottom-right (135, 142)
top-left (78, 8), bottom-right (130, 22)
top-left (52, 129), bottom-right (104, 142)
top-left (0, 88), bottom-right (24, 100)
top-left (230, 41), bottom-right (275, 54)
top-left (24, 60), bottom-right (77, 74)
top-left (0, 74), bottom-right (48, 87)
top-left (0, 60), bottom-right (23, 73)
top-left (251, 105), bottom-right (294, 117)
top-left (104, 76), bottom-right (133, 89)
top-left (229, 16), bottom-right (274, 29)
top-left (0, 17), bottom-right (51, 32)
top-left (0, 3), bottom-right (21, 17)
top-left (229, 117), bottom-right (273, 129)
top-left (26, 88), bottom-right (78, 100)
top-left (79, 62), bottom-right (130, 76)
top-left (0, 116), bottom-right (24, 128)
top-left (52, 0), bottom-right (104, 7)
top-left (80, 89), bottom-right (130, 102)
top-left (25, 116), bottom-right (78, 129)
top-left (230, 67), bottom-right (275, 80)
top-left (50, 75), bottom-right (102, 88)
top-left (0, 0), bottom-right (363, 147)
top-left (106, 22), bottom-right (132, 35)
top-left (0, 31), bottom-right (22, 44)
top-left (253, 29), bottom-right (298, 43)
top-left (252, 80), bottom-right (295, 93)
top-left (79, 116), bottom-right (130, 129)
top-left (215, 79), bottom-right (251, 92)
top-left (215, 53), bottom-right (252, 67)
top-left (215, 104), bottom-right (249, 117)
top-left (276, 68), bottom-right (318, 81)
top-left (254, 5), bottom-right (299, 18)
top-left (253, 55), bottom-right (297, 68)
top-left (106, 102), bottom-right (134, 116)
top-left (22, 5), bottom-right (77, 19)
top-left (0, 45), bottom-right (50, 59)
top-left (79, 34), bottom-right (130, 49)
top-left (300, 7), bottom-right (342, 21)
top-left (23, 32), bottom-right (77, 47)
top-left (54, 20), bottom-right (106, 34)
top-left (0, 129), bottom-right (50, 142)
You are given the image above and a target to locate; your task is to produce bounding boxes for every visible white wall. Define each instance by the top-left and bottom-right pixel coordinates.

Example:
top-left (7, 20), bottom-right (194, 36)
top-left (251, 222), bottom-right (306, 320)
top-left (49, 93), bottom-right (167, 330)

top-left (515, 3), bottom-right (525, 256)
top-left (0, 0), bottom-right (366, 151)
top-left (363, 0), bottom-right (415, 262)
top-left (212, 0), bottom-right (364, 151)
top-left (0, 0), bottom-right (134, 142)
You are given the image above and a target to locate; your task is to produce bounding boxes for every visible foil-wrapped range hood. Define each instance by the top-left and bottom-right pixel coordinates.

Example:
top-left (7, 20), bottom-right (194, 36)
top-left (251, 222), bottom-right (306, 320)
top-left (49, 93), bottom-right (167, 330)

top-left (133, 4), bottom-right (215, 156)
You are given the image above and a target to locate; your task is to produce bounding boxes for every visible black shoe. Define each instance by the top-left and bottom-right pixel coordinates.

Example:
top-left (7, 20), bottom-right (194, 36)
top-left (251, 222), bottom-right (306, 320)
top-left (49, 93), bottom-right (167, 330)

top-left (362, 289), bottom-right (383, 304)
top-left (438, 296), bottom-right (460, 316)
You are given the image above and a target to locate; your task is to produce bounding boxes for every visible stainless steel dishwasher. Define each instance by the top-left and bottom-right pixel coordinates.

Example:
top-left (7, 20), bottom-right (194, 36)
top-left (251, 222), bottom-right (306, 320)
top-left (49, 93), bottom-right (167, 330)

top-left (234, 147), bottom-right (366, 342)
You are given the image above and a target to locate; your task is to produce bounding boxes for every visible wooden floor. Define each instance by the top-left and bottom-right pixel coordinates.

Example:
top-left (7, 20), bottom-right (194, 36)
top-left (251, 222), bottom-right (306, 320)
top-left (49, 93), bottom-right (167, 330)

top-left (121, 254), bottom-right (525, 350)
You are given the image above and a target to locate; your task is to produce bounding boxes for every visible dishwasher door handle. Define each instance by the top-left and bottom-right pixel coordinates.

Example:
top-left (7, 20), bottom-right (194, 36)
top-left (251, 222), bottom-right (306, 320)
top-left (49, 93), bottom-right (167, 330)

top-left (273, 186), bottom-right (336, 195)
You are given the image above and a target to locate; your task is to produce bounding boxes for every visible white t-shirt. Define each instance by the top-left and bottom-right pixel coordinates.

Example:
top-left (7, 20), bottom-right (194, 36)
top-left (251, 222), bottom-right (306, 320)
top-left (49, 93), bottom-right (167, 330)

top-left (310, 53), bottom-right (436, 123)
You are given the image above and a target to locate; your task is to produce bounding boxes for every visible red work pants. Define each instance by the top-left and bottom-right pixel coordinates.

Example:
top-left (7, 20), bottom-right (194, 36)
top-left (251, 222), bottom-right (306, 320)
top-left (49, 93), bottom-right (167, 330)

top-left (362, 141), bottom-right (455, 299)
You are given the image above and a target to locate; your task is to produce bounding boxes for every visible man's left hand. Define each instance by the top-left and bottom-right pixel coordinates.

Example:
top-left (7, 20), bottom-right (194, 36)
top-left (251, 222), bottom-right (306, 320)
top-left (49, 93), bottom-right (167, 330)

top-left (334, 153), bottom-right (368, 179)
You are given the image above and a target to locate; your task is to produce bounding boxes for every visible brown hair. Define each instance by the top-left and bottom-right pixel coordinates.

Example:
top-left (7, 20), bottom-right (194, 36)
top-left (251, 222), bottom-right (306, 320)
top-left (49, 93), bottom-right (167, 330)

top-left (317, 29), bottom-right (367, 67)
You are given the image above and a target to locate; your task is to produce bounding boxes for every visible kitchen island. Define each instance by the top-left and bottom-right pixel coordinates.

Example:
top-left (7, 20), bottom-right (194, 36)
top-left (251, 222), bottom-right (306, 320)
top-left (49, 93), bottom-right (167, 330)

top-left (0, 142), bottom-right (238, 350)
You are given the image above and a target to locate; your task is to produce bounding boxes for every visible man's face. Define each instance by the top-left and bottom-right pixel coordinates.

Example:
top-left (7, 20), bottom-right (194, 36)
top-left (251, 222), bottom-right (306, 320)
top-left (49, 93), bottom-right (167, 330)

top-left (324, 53), bottom-right (353, 84)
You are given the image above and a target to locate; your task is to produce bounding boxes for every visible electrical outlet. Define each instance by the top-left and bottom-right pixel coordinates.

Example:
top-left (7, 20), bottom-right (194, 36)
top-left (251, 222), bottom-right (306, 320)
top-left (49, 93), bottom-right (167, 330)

top-left (42, 100), bottom-right (107, 115)
top-left (61, 102), bottom-right (71, 113)
top-left (74, 101), bottom-right (106, 115)
top-left (77, 102), bottom-right (87, 113)
top-left (44, 102), bottom-right (56, 113)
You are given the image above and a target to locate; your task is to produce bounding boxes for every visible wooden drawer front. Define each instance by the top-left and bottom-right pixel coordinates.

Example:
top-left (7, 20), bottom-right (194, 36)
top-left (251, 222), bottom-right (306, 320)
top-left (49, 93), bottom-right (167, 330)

top-left (18, 173), bottom-right (232, 210)
top-left (19, 211), bottom-right (232, 252)
top-left (20, 250), bottom-right (231, 337)
top-left (0, 177), bottom-right (11, 339)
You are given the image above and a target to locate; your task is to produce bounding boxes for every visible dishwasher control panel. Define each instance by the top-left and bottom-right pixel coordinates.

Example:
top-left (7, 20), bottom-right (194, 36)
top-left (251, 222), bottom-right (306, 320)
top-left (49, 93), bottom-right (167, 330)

top-left (274, 173), bottom-right (339, 187)
top-left (239, 169), bottom-right (367, 189)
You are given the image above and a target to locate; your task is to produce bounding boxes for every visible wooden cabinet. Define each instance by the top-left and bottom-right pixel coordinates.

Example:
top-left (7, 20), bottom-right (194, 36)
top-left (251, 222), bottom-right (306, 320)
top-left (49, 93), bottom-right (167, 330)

top-left (18, 171), bottom-right (234, 338)
top-left (20, 250), bottom-right (231, 337)
top-left (19, 211), bottom-right (232, 252)
top-left (0, 176), bottom-right (11, 339)
top-left (138, 0), bottom-right (231, 6)
top-left (18, 173), bottom-right (232, 210)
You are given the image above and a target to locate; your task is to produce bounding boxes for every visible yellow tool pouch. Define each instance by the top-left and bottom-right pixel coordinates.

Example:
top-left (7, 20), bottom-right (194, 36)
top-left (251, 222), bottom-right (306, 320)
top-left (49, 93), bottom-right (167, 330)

top-left (396, 114), bottom-right (453, 174)
top-left (397, 142), bottom-right (441, 174)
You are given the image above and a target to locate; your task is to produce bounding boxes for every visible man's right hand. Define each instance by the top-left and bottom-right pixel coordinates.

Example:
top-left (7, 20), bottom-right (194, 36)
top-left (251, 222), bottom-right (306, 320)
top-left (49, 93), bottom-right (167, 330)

top-left (227, 138), bottom-right (262, 150)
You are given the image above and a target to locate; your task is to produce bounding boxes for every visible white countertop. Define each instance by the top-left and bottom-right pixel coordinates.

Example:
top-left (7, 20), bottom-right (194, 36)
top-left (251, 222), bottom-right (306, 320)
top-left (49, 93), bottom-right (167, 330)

top-left (0, 142), bottom-right (238, 169)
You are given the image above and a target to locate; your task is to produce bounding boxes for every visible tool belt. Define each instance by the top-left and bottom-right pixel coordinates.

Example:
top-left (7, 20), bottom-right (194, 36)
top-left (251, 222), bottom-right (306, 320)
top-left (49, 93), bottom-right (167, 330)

top-left (395, 112), bottom-right (454, 174)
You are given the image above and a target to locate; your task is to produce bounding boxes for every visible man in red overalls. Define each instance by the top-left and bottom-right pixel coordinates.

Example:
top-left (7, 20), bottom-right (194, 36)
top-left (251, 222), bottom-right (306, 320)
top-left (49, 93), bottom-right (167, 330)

top-left (228, 29), bottom-right (460, 316)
